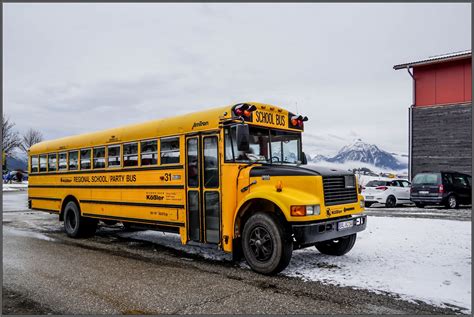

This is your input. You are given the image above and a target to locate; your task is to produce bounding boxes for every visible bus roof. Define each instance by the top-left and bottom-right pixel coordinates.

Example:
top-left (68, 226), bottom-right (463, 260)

top-left (29, 102), bottom-right (294, 155)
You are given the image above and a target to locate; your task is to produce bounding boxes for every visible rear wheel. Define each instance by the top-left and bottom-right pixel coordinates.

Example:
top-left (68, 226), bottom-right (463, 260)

top-left (385, 195), bottom-right (396, 208)
top-left (364, 202), bottom-right (374, 208)
top-left (446, 195), bottom-right (458, 209)
top-left (242, 212), bottom-right (292, 275)
top-left (415, 202), bottom-right (425, 208)
top-left (63, 201), bottom-right (97, 238)
top-left (315, 234), bottom-right (357, 256)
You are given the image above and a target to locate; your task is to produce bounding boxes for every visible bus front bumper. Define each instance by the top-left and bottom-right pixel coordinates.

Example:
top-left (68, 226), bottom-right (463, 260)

top-left (291, 214), bottom-right (367, 248)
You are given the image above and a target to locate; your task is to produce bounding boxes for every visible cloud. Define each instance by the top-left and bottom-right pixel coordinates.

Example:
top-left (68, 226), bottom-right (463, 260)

top-left (3, 3), bottom-right (471, 154)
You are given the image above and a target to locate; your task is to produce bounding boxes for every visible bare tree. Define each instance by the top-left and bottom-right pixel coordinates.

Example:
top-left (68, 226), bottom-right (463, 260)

top-left (2, 115), bottom-right (21, 157)
top-left (20, 128), bottom-right (44, 154)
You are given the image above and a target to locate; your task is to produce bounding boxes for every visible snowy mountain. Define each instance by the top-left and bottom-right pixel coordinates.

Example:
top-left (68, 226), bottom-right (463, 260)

top-left (305, 139), bottom-right (408, 172)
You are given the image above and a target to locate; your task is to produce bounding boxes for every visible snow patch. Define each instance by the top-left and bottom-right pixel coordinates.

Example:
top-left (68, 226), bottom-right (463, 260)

top-left (3, 182), bottom-right (28, 192)
top-left (284, 217), bottom-right (471, 313)
top-left (3, 227), bottom-right (55, 242)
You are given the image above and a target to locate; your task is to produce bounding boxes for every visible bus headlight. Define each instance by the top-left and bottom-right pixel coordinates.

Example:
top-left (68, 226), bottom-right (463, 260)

top-left (306, 205), bottom-right (320, 216)
top-left (360, 199), bottom-right (365, 208)
top-left (291, 205), bottom-right (320, 216)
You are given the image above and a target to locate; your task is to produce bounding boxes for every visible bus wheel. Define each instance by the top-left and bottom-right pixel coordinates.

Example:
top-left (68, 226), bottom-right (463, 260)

top-left (63, 201), bottom-right (97, 238)
top-left (315, 233), bottom-right (357, 256)
top-left (242, 212), bottom-right (292, 275)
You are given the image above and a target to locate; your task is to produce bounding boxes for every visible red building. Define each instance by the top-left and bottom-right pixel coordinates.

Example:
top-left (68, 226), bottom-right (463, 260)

top-left (394, 51), bottom-right (472, 179)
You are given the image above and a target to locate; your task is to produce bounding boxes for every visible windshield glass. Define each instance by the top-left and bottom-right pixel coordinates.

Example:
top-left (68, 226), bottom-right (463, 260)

top-left (412, 173), bottom-right (441, 185)
top-left (366, 180), bottom-right (390, 187)
top-left (225, 126), bottom-right (301, 164)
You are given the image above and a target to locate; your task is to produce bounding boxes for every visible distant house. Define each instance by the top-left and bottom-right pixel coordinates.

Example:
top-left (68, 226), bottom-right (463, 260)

top-left (394, 50), bottom-right (472, 179)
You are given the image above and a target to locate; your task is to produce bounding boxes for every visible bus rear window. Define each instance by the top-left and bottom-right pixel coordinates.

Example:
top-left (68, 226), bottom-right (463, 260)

top-left (31, 156), bottom-right (39, 173)
top-left (80, 149), bottom-right (91, 169)
top-left (93, 147), bottom-right (106, 169)
top-left (161, 137), bottom-right (180, 164)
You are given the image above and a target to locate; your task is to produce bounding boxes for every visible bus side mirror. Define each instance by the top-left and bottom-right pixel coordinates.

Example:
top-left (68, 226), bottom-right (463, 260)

top-left (301, 152), bottom-right (308, 165)
top-left (236, 124), bottom-right (250, 151)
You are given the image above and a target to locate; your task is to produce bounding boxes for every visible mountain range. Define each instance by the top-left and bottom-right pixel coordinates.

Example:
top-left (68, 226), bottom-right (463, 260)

top-left (305, 139), bottom-right (408, 172)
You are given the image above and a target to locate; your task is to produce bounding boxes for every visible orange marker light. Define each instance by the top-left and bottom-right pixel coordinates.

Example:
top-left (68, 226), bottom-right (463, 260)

top-left (243, 110), bottom-right (251, 117)
top-left (291, 205), bottom-right (306, 216)
top-left (275, 180), bottom-right (283, 192)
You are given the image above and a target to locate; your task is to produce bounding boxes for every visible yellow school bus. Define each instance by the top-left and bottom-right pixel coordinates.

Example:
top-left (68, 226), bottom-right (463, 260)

top-left (28, 102), bottom-right (367, 274)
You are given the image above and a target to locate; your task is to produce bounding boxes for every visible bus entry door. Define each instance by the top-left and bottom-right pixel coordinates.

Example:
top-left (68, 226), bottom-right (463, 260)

top-left (185, 134), bottom-right (221, 244)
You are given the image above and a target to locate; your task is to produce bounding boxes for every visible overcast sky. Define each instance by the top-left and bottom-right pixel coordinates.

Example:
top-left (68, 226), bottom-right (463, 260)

top-left (4, 3), bottom-right (471, 156)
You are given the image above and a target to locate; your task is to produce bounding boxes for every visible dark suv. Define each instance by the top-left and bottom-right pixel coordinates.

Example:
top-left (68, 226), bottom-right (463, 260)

top-left (410, 171), bottom-right (471, 209)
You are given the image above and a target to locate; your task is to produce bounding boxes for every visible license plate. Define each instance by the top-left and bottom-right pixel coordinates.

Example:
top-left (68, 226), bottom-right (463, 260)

top-left (419, 191), bottom-right (429, 195)
top-left (338, 220), bottom-right (354, 231)
top-left (366, 196), bottom-right (374, 199)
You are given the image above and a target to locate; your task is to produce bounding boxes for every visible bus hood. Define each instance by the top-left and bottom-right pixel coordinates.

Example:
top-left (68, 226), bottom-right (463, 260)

top-left (249, 165), bottom-right (353, 177)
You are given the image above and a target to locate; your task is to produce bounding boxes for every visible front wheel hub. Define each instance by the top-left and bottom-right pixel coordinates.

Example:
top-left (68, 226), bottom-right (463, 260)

top-left (249, 226), bottom-right (273, 262)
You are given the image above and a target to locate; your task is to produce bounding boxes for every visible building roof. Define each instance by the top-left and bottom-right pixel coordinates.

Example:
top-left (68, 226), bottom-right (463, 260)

top-left (393, 50), bottom-right (471, 70)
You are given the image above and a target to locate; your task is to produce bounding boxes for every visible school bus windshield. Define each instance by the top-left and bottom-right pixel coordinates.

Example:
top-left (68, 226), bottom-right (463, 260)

top-left (224, 126), bottom-right (301, 164)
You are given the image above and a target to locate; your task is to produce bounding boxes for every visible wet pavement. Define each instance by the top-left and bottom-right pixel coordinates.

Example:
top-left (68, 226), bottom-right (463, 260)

top-left (2, 191), bottom-right (468, 314)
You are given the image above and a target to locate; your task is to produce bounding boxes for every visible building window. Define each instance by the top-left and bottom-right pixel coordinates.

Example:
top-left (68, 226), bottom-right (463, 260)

top-left (123, 142), bottom-right (138, 167)
top-left (80, 149), bottom-right (91, 170)
top-left (108, 145), bottom-right (121, 168)
top-left (161, 137), bottom-right (180, 164)
top-left (58, 153), bottom-right (67, 170)
top-left (39, 155), bottom-right (47, 172)
top-left (31, 156), bottom-right (39, 173)
top-left (140, 140), bottom-right (157, 166)
top-left (93, 147), bottom-right (106, 169)
top-left (48, 154), bottom-right (57, 172)
top-left (68, 151), bottom-right (79, 170)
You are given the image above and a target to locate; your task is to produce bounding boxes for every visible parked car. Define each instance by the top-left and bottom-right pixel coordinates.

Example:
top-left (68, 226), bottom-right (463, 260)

top-left (410, 171), bottom-right (472, 209)
top-left (361, 179), bottom-right (411, 208)
top-left (2, 170), bottom-right (28, 183)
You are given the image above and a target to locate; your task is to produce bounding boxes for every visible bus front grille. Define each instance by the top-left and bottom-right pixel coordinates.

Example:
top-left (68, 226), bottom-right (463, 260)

top-left (322, 176), bottom-right (358, 206)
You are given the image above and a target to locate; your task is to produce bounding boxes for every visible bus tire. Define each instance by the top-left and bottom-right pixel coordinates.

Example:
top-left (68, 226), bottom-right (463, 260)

top-left (63, 201), bottom-right (97, 238)
top-left (242, 212), bottom-right (292, 275)
top-left (315, 233), bottom-right (357, 256)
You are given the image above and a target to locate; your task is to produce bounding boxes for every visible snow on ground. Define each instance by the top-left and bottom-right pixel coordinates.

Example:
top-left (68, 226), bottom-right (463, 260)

top-left (119, 217), bottom-right (471, 313)
top-left (3, 226), bottom-right (56, 242)
top-left (2, 182), bottom-right (28, 192)
top-left (287, 217), bottom-right (471, 313)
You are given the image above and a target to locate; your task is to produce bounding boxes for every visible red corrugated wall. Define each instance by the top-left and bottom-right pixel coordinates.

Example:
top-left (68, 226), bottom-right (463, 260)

top-left (413, 58), bottom-right (472, 107)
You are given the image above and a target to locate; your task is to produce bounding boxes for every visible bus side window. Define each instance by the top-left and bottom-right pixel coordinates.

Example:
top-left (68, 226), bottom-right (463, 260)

top-left (161, 137), bottom-right (180, 164)
top-left (39, 155), bottom-right (47, 172)
top-left (80, 149), bottom-right (91, 170)
top-left (93, 147), bottom-right (106, 169)
top-left (68, 151), bottom-right (79, 170)
top-left (58, 152), bottom-right (67, 170)
top-left (140, 140), bottom-right (157, 166)
top-left (108, 145), bottom-right (121, 168)
top-left (48, 153), bottom-right (57, 172)
top-left (123, 142), bottom-right (138, 167)
top-left (31, 156), bottom-right (39, 173)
